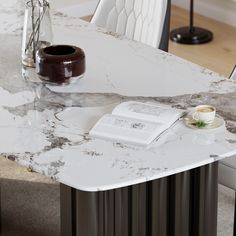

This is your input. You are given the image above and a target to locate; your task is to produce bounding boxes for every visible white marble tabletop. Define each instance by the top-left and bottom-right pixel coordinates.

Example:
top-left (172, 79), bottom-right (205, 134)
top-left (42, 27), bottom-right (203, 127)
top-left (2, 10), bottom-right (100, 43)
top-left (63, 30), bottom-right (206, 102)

top-left (1, 1), bottom-right (236, 191)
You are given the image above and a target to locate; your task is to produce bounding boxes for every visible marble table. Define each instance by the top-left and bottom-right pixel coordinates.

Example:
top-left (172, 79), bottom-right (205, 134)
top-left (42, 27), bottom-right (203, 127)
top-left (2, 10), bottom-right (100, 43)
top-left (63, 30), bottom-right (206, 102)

top-left (1, 1), bottom-right (236, 236)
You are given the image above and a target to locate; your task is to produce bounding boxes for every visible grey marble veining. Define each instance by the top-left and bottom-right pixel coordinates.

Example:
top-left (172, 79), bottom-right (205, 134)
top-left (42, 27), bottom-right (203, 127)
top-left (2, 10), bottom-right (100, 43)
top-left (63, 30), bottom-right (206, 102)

top-left (1, 2), bottom-right (236, 191)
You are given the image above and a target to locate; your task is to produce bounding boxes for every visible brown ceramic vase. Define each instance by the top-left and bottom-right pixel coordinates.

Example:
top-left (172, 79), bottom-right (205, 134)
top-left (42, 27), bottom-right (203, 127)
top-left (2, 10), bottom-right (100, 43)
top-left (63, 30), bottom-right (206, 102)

top-left (36, 45), bottom-right (85, 84)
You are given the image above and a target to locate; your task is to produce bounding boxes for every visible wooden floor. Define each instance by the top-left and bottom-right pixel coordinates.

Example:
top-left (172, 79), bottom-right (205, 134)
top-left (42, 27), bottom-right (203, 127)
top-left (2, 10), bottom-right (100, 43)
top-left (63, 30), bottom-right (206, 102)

top-left (170, 5), bottom-right (236, 77)
top-left (82, 5), bottom-right (236, 77)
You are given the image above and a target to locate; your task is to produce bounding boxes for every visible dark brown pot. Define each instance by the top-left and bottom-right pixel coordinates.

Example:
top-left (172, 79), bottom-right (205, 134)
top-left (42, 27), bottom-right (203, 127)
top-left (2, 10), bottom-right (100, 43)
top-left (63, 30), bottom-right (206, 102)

top-left (36, 45), bottom-right (86, 84)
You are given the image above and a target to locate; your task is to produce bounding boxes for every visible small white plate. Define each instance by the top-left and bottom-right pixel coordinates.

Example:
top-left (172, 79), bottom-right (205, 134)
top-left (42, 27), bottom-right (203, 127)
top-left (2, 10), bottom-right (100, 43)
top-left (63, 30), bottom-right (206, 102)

top-left (184, 115), bottom-right (225, 130)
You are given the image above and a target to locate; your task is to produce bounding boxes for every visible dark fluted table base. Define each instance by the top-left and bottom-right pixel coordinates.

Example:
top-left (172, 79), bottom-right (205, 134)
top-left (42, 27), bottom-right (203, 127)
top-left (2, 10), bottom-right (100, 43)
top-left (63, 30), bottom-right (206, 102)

top-left (60, 162), bottom-right (218, 236)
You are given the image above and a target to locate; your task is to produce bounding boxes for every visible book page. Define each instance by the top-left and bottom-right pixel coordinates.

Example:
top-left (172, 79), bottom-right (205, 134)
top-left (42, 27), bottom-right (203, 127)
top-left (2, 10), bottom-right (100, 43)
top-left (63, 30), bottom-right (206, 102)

top-left (89, 114), bottom-right (167, 146)
top-left (112, 101), bottom-right (184, 125)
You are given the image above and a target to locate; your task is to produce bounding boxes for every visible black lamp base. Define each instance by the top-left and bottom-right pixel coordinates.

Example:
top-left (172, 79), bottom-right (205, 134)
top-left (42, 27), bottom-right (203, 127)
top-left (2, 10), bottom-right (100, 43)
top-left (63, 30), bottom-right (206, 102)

top-left (170, 26), bottom-right (213, 44)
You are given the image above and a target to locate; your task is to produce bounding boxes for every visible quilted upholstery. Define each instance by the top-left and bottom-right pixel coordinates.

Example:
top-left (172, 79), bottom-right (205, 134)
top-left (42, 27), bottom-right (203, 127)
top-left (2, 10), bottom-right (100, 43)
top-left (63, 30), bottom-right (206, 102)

top-left (91, 0), bottom-right (168, 48)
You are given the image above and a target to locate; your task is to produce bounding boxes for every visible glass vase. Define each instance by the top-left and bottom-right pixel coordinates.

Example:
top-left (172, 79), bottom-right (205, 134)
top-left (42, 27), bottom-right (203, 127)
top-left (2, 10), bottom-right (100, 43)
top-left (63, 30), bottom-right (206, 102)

top-left (22, 0), bottom-right (53, 67)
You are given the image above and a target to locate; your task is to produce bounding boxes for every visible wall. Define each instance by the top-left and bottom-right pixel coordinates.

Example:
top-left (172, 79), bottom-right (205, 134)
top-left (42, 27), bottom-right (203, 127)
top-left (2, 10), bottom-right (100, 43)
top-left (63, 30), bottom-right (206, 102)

top-left (172, 0), bottom-right (236, 27)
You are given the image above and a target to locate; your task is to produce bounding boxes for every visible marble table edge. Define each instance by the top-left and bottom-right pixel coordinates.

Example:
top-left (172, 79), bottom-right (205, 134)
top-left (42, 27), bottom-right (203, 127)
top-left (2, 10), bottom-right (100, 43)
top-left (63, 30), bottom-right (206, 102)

top-left (33, 158), bottom-right (215, 192)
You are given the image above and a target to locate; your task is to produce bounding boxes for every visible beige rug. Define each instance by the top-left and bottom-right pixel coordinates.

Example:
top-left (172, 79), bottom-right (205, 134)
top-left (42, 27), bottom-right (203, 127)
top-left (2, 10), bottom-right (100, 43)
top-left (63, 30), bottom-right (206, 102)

top-left (0, 159), bottom-right (60, 236)
top-left (218, 184), bottom-right (235, 236)
top-left (0, 158), bottom-right (235, 236)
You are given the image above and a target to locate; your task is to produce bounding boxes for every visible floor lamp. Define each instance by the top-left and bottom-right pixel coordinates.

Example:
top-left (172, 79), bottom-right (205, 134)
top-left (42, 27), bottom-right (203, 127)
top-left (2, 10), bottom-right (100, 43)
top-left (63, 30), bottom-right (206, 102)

top-left (170, 0), bottom-right (213, 44)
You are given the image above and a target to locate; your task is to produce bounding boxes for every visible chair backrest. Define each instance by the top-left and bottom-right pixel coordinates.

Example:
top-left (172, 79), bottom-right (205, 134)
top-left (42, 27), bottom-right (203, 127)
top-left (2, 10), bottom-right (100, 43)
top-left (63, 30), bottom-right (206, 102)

top-left (91, 0), bottom-right (170, 51)
top-left (229, 65), bottom-right (236, 80)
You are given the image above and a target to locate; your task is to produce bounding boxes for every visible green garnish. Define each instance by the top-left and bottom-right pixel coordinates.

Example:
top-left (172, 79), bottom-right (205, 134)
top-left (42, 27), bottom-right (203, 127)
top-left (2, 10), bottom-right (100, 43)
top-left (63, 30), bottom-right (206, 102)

top-left (194, 120), bottom-right (208, 128)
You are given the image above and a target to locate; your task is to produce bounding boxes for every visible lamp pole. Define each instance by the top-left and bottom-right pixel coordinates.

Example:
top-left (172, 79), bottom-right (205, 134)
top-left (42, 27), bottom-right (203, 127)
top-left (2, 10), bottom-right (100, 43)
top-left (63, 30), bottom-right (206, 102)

top-left (170, 0), bottom-right (213, 44)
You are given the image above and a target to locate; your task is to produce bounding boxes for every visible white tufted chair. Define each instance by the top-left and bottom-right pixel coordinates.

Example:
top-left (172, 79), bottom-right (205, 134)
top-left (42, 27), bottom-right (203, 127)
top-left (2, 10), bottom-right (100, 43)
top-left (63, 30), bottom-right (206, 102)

top-left (229, 65), bottom-right (236, 81)
top-left (91, 0), bottom-right (170, 51)
top-left (219, 65), bottom-right (236, 236)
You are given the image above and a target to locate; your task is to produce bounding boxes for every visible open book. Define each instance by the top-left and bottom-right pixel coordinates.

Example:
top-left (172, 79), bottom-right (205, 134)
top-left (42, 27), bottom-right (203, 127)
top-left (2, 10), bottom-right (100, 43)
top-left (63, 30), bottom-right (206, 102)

top-left (89, 101), bottom-right (185, 146)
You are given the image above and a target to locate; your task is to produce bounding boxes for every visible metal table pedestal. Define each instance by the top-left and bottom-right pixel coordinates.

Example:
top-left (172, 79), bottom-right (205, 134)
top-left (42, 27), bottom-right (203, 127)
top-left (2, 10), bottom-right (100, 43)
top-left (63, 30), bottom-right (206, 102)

top-left (60, 162), bottom-right (218, 236)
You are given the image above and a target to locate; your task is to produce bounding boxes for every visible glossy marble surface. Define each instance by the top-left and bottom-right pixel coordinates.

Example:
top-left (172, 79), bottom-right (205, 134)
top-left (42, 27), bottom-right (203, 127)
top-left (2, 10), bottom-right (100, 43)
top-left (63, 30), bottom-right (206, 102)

top-left (1, 1), bottom-right (236, 191)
